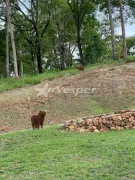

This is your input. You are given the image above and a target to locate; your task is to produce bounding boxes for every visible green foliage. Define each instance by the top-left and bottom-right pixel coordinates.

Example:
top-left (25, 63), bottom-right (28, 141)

top-left (126, 36), bottom-right (135, 56)
top-left (0, 0), bottom-right (134, 76)
top-left (83, 35), bottom-right (105, 64)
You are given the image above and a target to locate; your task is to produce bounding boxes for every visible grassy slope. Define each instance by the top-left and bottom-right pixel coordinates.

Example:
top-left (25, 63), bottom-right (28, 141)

top-left (1, 59), bottom-right (135, 133)
top-left (0, 126), bottom-right (135, 180)
top-left (0, 60), bottom-right (123, 93)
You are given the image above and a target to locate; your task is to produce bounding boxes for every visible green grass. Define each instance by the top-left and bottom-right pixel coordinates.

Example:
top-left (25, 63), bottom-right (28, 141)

top-left (1, 126), bottom-right (135, 180)
top-left (0, 60), bottom-right (124, 93)
top-left (126, 56), bottom-right (135, 62)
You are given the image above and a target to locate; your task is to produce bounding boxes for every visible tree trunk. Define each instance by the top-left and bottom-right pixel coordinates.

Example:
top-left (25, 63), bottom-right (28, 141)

top-left (119, 0), bottom-right (127, 60)
top-left (67, 0), bottom-right (85, 65)
top-left (60, 43), bottom-right (65, 70)
top-left (35, 31), bottom-right (43, 74)
top-left (5, 20), bottom-right (10, 77)
top-left (107, 0), bottom-right (118, 60)
top-left (36, 44), bottom-right (43, 74)
top-left (68, 43), bottom-right (73, 67)
top-left (30, 48), bottom-right (36, 74)
top-left (5, 0), bottom-right (18, 78)
top-left (20, 59), bottom-right (23, 77)
top-left (52, 39), bottom-right (59, 69)
top-left (17, 58), bottom-right (23, 77)
top-left (77, 28), bottom-right (84, 65)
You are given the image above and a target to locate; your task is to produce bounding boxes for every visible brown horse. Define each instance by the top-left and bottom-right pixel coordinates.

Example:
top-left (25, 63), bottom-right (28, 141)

top-left (31, 111), bottom-right (46, 129)
top-left (75, 64), bottom-right (84, 71)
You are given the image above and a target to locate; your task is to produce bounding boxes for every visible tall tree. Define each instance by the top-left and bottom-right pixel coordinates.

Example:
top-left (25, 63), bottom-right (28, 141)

top-left (107, 0), bottom-right (118, 60)
top-left (13, 0), bottom-right (52, 73)
top-left (67, 0), bottom-right (95, 65)
top-left (5, 0), bottom-right (18, 77)
top-left (5, 18), bottom-right (10, 76)
top-left (119, 0), bottom-right (127, 59)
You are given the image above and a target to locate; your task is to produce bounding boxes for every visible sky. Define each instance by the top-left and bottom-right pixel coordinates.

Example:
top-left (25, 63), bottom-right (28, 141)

top-left (116, 24), bottom-right (135, 37)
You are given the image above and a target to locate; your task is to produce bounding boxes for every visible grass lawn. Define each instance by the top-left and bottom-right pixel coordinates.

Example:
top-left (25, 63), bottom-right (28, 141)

top-left (0, 126), bottom-right (135, 180)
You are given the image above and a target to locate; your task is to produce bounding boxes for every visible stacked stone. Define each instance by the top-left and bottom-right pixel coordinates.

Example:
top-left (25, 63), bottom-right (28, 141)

top-left (63, 110), bottom-right (135, 132)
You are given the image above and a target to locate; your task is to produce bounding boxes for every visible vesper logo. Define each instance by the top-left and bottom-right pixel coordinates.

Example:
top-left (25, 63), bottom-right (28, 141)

top-left (35, 83), bottom-right (96, 97)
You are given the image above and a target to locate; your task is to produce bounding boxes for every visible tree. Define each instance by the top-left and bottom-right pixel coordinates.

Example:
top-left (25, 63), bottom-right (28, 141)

top-left (119, 0), bottom-right (127, 59)
top-left (5, 0), bottom-right (18, 77)
top-left (0, 29), bottom-right (6, 77)
top-left (5, 16), bottom-right (10, 76)
top-left (13, 0), bottom-right (52, 74)
top-left (126, 36), bottom-right (135, 56)
top-left (47, 0), bottom-right (76, 70)
top-left (107, 0), bottom-right (118, 60)
top-left (67, 0), bottom-right (96, 65)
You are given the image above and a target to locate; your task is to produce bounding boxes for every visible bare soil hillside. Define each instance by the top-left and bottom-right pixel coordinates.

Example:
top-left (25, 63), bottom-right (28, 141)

top-left (1, 63), bottom-right (135, 133)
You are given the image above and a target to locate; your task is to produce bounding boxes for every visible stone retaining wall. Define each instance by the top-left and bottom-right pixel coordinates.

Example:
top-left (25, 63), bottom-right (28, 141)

top-left (63, 110), bottom-right (135, 132)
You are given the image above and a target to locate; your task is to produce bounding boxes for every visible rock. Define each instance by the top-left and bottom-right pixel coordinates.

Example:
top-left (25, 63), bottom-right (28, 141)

top-left (87, 119), bottom-right (93, 126)
top-left (122, 118), bottom-right (129, 123)
top-left (106, 121), bottom-right (112, 128)
top-left (100, 128), bottom-right (104, 132)
top-left (78, 124), bottom-right (83, 127)
top-left (131, 112), bottom-right (135, 116)
top-left (130, 111), bottom-right (135, 116)
top-left (128, 116), bottom-right (134, 122)
top-left (132, 120), bottom-right (135, 126)
top-left (110, 127), bottom-right (116, 131)
top-left (89, 127), bottom-right (94, 132)
top-left (112, 122), bottom-right (116, 127)
top-left (126, 122), bottom-right (132, 127)
top-left (121, 121), bottom-right (125, 126)
top-left (115, 120), bottom-right (121, 126)
top-left (63, 120), bottom-right (73, 127)
top-left (112, 116), bottom-right (118, 121)
top-left (94, 129), bottom-right (100, 133)
top-left (98, 118), bottom-right (102, 124)
top-left (100, 124), bottom-right (109, 132)
top-left (82, 120), bottom-right (86, 126)
top-left (68, 125), bottom-right (75, 131)
top-left (92, 126), bottom-right (97, 130)
top-left (80, 128), bottom-right (86, 132)
top-left (86, 119), bottom-right (90, 125)
top-left (92, 119), bottom-right (99, 126)
top-left (82, 120), bottom-right (89, 129)
top-left (87, 119), bottom-right (93, 123)
top-left (116, 126), bottom-right (121, 131)
top-left (72, 122), bottom-right (78, 128)
top-left (118, 116), bottom-right (122, 121)
top-left (63, 109), bottom-right (135, 133)
top-left (76, 118), bottom-right (83, 124)
top-left (121, 113), bottom-right (129, 119)
top-left (108, 115), bottom-right (113, 120)
top-left (97, 124), bottom-right (101, 130)
top-left (102, 119), bottom-right (106, 124)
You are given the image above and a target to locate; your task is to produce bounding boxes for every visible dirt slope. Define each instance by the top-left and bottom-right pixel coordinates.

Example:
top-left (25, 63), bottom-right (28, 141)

top-left (1, 63), bottom-right (135, 133)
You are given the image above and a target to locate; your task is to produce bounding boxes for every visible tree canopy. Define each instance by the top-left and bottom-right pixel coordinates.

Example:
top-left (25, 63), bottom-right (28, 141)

top-left (0, 0), bottom-right (134, 76)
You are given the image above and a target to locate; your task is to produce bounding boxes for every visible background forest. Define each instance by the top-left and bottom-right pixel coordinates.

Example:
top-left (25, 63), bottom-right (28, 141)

top-left (0, 0), bottom-right (135, 77)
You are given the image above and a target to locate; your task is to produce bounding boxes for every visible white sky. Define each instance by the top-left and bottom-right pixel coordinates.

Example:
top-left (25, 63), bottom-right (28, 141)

top-left (116, 24), bottom-right (135, 37)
